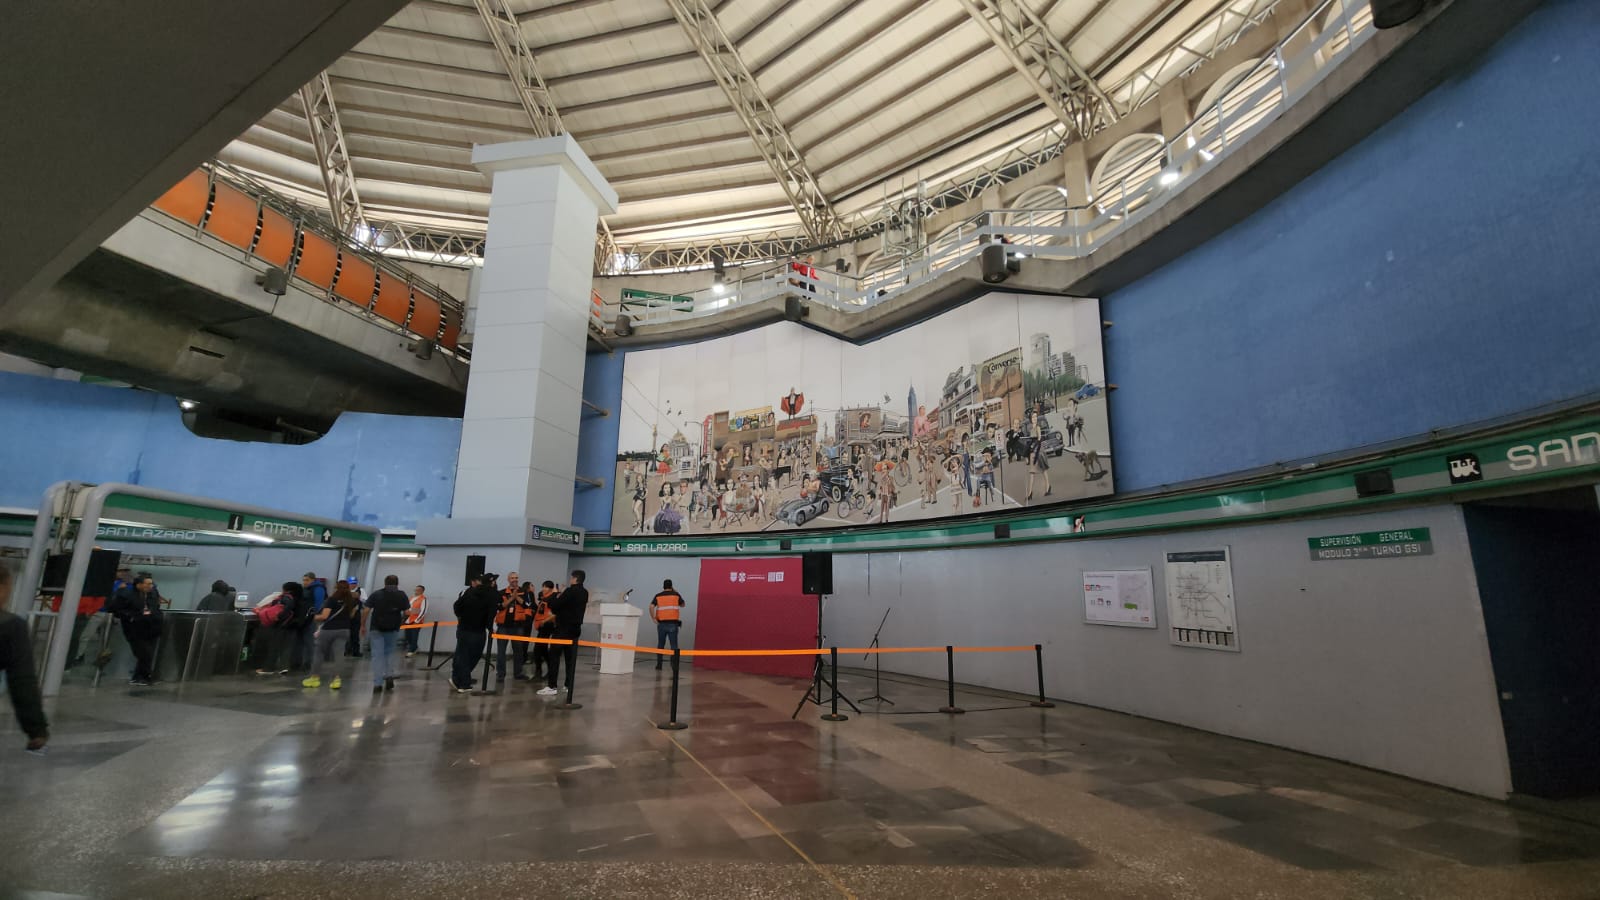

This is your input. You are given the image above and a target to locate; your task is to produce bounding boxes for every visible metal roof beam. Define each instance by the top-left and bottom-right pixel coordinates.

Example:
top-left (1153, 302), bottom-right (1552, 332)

top-left (955, 0), bottom-right (1119, 140)
top-left (331, 76), bottom-right (523, 113)
top-left (665, 0), bottom-right (843, 242)
top-left (336, 102), bottom-right (533, 139)
top-left (298, 72), bottom-right (369, 239)
top-left (474, 0), bottom-right (565, 136)
top-left (766, 0), bottom-right (927, 98)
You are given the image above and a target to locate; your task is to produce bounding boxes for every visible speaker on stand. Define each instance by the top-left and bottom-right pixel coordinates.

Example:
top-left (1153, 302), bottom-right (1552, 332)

top-left (464, 554), bottom-right (486, 586)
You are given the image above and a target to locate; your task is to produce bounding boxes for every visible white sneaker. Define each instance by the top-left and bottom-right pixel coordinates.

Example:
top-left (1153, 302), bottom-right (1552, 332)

top-left (537, 686), bottom-right (558, 696)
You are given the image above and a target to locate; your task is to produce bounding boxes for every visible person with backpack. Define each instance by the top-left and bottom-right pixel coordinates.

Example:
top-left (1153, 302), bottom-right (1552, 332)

top-left (294, 573), bottom-right (328, 672)
top-left (106, 572), bottom-right (166, 686)
top-left (364, 575), bottom-right (411, 693)
top-left (252, 583), bottom-right (301, 675)
top-left (302, 581), bottom-right (361, 690)
top-left (402, 584), bottom-right (428, 658)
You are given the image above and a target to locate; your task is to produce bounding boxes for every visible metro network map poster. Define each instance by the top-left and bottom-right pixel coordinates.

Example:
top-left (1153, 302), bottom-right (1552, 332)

top-left (612, 291), bottom-right (1110, 535)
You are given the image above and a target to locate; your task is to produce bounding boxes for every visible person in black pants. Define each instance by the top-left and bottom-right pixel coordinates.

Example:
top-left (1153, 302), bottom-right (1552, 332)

top-left (450, 574), bottom-right (497, 693)
top-left (0, 566), bottom-right (49, 751)
top-left (106, 572), bottom-right (164, 686)
top-left (531, 581), bottom-right (558, 679)
top-left (538, 570), bottom-right (587, 697)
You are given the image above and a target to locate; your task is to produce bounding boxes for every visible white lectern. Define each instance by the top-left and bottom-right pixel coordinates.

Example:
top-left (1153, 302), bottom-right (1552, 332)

top-left (598, 602), bottom-right (644, 675)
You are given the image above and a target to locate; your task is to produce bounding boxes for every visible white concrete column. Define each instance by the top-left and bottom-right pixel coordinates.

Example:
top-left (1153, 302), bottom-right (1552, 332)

top-left (416, 136), bottom-right (617, 626)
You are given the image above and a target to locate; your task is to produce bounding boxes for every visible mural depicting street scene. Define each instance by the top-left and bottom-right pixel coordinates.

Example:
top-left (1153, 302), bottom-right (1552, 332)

top-left (612, 292), bottom-right (1111, 534)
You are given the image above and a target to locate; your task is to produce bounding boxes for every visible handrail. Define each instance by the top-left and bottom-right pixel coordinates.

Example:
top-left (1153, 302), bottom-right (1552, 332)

top-left (615, 0), bottom-right (1375, 330)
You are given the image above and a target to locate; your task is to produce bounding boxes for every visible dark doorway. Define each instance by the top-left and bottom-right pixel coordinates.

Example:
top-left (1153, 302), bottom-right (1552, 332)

top-left (1463, 486), bottom-right (1600, 800)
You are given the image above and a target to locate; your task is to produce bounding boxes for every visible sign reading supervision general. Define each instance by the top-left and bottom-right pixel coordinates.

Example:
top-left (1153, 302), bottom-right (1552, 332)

top-left (1308, 528), bottom-right (1432, 561)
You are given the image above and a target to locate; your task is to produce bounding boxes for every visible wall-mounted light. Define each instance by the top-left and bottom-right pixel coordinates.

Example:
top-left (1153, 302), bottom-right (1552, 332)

top-left (379, 551), bottom-right (422, 560)
top-left (179, 399), bottom-right (197, 411)
top-left (1158, 170), bottom-right (1181, 186)
top-left (712, 271), bottom-right (727, 295)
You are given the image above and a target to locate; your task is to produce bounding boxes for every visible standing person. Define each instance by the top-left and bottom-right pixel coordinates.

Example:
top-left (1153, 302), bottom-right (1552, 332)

top-left (295, 573), bottom-right (328, 673)
top-left (0, 566), bottom-right (48, 752)
top-left (493, 572), bottom-right (535, 685)
top-left (252, 584), bottom-right (300, 675)
top-left (539, 571), bottom-right (588, 697)
top-left (106, 573), bottom-right (165, 686)
top-left (649, 579), bottom-right (686, 671)
top-left (450, 574), bottom-right (497, 693)
top-left (302, 581), bottom-right (359, 690)
top-left (196, 580), bottom-right (235, 612)
top-left (1026, 425), bottom-right (1052, 501)
top-left (364, 575), bottom-right (410, 693)
top-left (344, 577), bottom-right (364, 659)
top-left (876, 463), bottom-right (897, 522)
top-left (531, 581), bottom-right (557, 680)
top-left (402, 585), bottom-right (427, 658)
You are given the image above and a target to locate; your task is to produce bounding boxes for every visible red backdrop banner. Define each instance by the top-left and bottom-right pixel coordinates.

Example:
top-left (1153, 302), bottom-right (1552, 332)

top-left (695, 557), bottom-right (815, 678)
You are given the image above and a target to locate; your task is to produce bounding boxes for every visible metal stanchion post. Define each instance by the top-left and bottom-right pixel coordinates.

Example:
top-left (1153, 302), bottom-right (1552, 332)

top-left (478, 630), bottom-right (494, 692)
top-left (821, 647), bottom-right (848, 721)
top-left (555, 639), bottom-right (583, 710)
top-left (1031, 643), bottom-right (1055, 708)
top-left (939, 645), bottom-right (964, 714)
top-left (658, 648), bottom-right (687, 730)
top-left (427, 623), bottom-right (438, 659)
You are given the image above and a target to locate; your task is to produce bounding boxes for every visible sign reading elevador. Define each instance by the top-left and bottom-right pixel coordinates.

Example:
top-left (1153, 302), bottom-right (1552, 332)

top-left (530, 524), bottom-right (582, 547)
top-left (1307, 528), bottom-right (1432, 561)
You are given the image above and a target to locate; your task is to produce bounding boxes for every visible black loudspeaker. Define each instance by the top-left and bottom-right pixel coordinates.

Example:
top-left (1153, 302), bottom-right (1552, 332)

top-left (255, 266), bottom-right (289, 296)
top-left (1372, 0), bottom-right (1425, 28)
top-left (40, 549), bottom-right (122, 595)
top-left (980, 242), bottom-right (1009, 284)
top-left (613, 314), bottom-right (633, 337)
top-left (784, 295), bottom-right (807, 322)
top-left (779, 538), bottom-right (792, 551)
top-left (994, 523), bottom-right (1011, 540)
top-left (464, 554), bottom-right (487, 585)
top-left (1354, 469), bottom-right (1395, 497)
top-left (83, 549), bottom-right (122, 597)
top-left (801, 551), bottom-right (833, 595)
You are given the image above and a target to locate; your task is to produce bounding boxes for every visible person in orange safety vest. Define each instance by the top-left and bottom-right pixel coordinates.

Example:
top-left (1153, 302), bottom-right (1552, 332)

top-left (402, 585), bottom-right (427, 657)
top-left (494, 573), bottom-right (535, 684)
top-left (650, 579), bottom-right (688, 671)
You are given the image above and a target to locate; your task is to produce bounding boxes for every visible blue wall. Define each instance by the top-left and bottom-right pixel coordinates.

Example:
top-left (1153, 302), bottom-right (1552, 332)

top-left (0, 372), bottom-right (460, 528)
top-left (1105, 0), bottom-right (1600, 489)
top-left (575, 350), bottom-right (624, 532)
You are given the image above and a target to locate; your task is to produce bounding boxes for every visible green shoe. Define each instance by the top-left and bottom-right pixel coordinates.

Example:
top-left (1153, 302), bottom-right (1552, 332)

top-left (301, 675), bottom-right (321, 688)
top-left (329, 677), bottom-right (342, 690)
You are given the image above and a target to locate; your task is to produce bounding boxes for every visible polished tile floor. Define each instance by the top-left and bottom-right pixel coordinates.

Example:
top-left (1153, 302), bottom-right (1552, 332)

top-left (2, 653), bottom-right (1599, 899)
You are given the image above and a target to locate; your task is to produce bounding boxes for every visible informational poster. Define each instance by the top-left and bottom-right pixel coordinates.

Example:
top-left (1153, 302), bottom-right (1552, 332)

top-left (1082, 569), bottom-right (1156, 628)
top-left (1164, 549), bottom-right (1239, 651)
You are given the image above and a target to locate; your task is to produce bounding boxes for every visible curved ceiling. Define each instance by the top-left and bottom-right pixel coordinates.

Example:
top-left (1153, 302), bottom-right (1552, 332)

top-left (219, 0), bottom-right (1284, 268)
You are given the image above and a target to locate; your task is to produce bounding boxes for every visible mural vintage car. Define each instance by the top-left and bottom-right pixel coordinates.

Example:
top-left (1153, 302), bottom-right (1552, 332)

top-left (776, 494), bottom-right (830, 526)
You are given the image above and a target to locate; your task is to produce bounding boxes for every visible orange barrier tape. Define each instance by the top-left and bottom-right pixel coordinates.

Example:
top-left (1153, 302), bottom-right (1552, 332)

top-left (392, 623), bottom-right (1035, 658)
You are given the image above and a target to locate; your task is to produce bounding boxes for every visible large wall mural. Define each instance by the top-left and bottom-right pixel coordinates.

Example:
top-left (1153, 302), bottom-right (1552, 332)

top-left (612, 292), bottom-right (1111, 535)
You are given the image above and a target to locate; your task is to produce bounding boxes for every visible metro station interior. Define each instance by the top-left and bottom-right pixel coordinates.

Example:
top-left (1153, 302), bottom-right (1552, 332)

top-left (2, 0), bottom-right (1599, 897)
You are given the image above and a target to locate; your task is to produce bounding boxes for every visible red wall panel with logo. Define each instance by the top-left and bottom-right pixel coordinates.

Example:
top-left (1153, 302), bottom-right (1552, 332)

top-left (695, 557), bottom-right (814, 678)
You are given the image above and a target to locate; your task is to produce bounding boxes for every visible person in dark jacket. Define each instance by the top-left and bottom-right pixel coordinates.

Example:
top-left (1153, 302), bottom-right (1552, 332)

top-left (0, 566), bottom-right (48, 751)
top-left (450, 574), bottom-right (498, 693)
top-left (539, 570), bottom-right (588, 697)
top-left (364, 575), bottom-right (411, 693)
top-left (196, 580), bottom-right (235, 612)
top-left (294, 573), bottom-right (328, 671)
top-left (105, 572), bottom-right (164, 685)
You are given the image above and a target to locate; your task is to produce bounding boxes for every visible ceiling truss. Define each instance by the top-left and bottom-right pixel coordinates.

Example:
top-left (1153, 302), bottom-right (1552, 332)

top-left (298, 72), bottom-right (369, 238)
top-left (955, 0), bottom-right (1121, 141)
top-left (664, 0), bottom-right (844, 244)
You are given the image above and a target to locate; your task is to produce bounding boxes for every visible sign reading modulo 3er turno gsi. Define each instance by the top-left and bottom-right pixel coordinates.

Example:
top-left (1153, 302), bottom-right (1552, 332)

top-left (1308, 528), bottom-right (1432, 561)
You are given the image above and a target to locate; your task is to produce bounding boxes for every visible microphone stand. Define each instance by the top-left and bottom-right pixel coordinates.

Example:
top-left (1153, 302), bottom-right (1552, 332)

top-left (859, 607), bottom-right (894, 705)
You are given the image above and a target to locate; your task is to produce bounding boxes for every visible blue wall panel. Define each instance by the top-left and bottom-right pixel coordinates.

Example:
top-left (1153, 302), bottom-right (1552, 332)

top-left (574, 351), bottom-right (624, 532)
top-left (1105, 0), bottom-right (1600, 489)
top-left (0, 372), bottom-right (460, 529)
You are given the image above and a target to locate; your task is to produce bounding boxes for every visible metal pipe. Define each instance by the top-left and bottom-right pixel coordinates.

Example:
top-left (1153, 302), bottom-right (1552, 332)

top-left (659, 647), bottom-right (687, 730)
top-left (1031, 643), bottom-right (1055, 708)
top-left (14, 481), bottom-right (70, 615)
top-left (938, 644), bottom-right (964, 714)
top-left (822, 646), bottom-right (847, 721)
